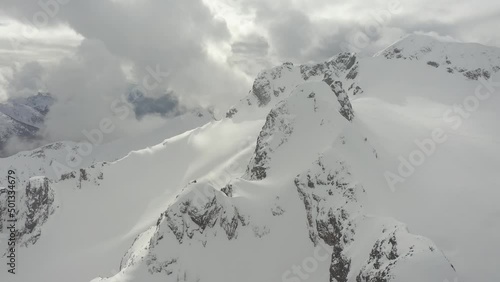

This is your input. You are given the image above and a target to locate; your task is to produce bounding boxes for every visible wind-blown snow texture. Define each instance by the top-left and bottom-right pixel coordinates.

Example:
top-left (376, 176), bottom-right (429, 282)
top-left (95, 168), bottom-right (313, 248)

top-left (1, 35), bottom-right (499, 282)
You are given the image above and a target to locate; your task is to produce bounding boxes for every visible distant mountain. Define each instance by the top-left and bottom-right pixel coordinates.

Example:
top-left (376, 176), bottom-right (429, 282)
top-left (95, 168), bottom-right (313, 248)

top-left (0, 89), bottom-right (214, 157)
top-left (376, 34), bottom-right (500, 80)
top-left (0, 93), bottom-right (55, 155)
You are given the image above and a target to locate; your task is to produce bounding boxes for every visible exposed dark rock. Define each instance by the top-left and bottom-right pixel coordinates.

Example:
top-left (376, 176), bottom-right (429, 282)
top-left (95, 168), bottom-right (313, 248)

top-left (464, 68), bottom-right (490, 80)
top-left (322, 78), bottom-right (355, 121)
top-left (221, 184), bottom-right (233, 197)
top-left (247, 102), bottom-right (293, 180)
top-left (0, 177), bottom-right (56, 249)
top-left (252, 74), bottom-right (272, 107)
top-left (295, 157), bottom-right (359, 282)
top-left (427, 61), bottom-right (440, 68)
top-left (162, 187), bottom-right (246, 244)
top-left (225, 108), bottom-right (238, 118)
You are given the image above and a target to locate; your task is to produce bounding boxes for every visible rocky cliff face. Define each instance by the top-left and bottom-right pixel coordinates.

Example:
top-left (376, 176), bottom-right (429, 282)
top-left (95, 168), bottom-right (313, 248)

top-left (295, 152), bottom-right (456, 282)
top-left (0, 162), bottom-right (105, 252)
top-left (226, 53), bottom-right (362, 121)
top-left (0, 176), bottom-right (56, 250)
top-left (157, 183), bottom-right (245, 245)
top-left (245, 81), bottom-right (353, 181)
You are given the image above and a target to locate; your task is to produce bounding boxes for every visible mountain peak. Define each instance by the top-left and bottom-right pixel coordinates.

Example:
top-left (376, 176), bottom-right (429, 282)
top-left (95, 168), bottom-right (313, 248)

top-left (226, 52), bottom-right (362, 121)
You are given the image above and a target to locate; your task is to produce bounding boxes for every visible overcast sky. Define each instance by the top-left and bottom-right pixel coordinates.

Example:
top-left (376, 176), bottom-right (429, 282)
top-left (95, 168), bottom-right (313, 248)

top-left (0, 0), bottom-right (499, 150)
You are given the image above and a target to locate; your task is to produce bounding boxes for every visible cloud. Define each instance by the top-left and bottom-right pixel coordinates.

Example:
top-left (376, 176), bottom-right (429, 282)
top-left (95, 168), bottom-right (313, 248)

top-left (217, 0), bottom-right (500, 65)
top-left (1, 0), bottom-right (250, 107)
top-left (7, 61), bottom-right (45, 97)
top-left (266, 9), bottom-right (314, 61)
top-left (232, 36), bottom-right (269, 57)
top-left (39, 38), bottom-right (129, 142)
top-left (229, 33), bottom-right (271, 76)
top-left (1, 135), bottom-right (45, 157)
top-left (59, 0), bottom-right (248, 109)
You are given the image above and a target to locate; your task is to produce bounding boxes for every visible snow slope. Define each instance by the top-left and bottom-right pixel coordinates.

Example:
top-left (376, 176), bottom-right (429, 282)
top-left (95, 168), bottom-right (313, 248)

top-left (1, 34), bottom-right (499, 282)
top-left (1, 118), bottom-right (263, 282)
top-left (0, 109), bottom-right (214, 190)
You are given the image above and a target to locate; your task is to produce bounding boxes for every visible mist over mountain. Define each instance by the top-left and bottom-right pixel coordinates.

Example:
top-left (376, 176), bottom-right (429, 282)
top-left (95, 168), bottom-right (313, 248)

top-left (0, 92), bottom-right (54, 156)
top-left (0, 86), bottom-right (214, 157)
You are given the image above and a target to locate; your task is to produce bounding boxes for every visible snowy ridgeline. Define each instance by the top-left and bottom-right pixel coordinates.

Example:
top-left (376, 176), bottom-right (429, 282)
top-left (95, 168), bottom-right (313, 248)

top-left (1, 34), bottom-right (500, 282)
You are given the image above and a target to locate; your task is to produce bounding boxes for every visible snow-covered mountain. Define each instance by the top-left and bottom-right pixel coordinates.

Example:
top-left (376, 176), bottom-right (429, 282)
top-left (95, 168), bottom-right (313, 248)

top-left (0, 88), bottom-right (211, 157)
top-left (0, 93), bottom-right (55, 155)
top-left (1, 34), bottom-right (499, 282)
top-left (226, 52), bottom-right (362, 121)
top-left (376, 34), bottom-right (500, 80)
